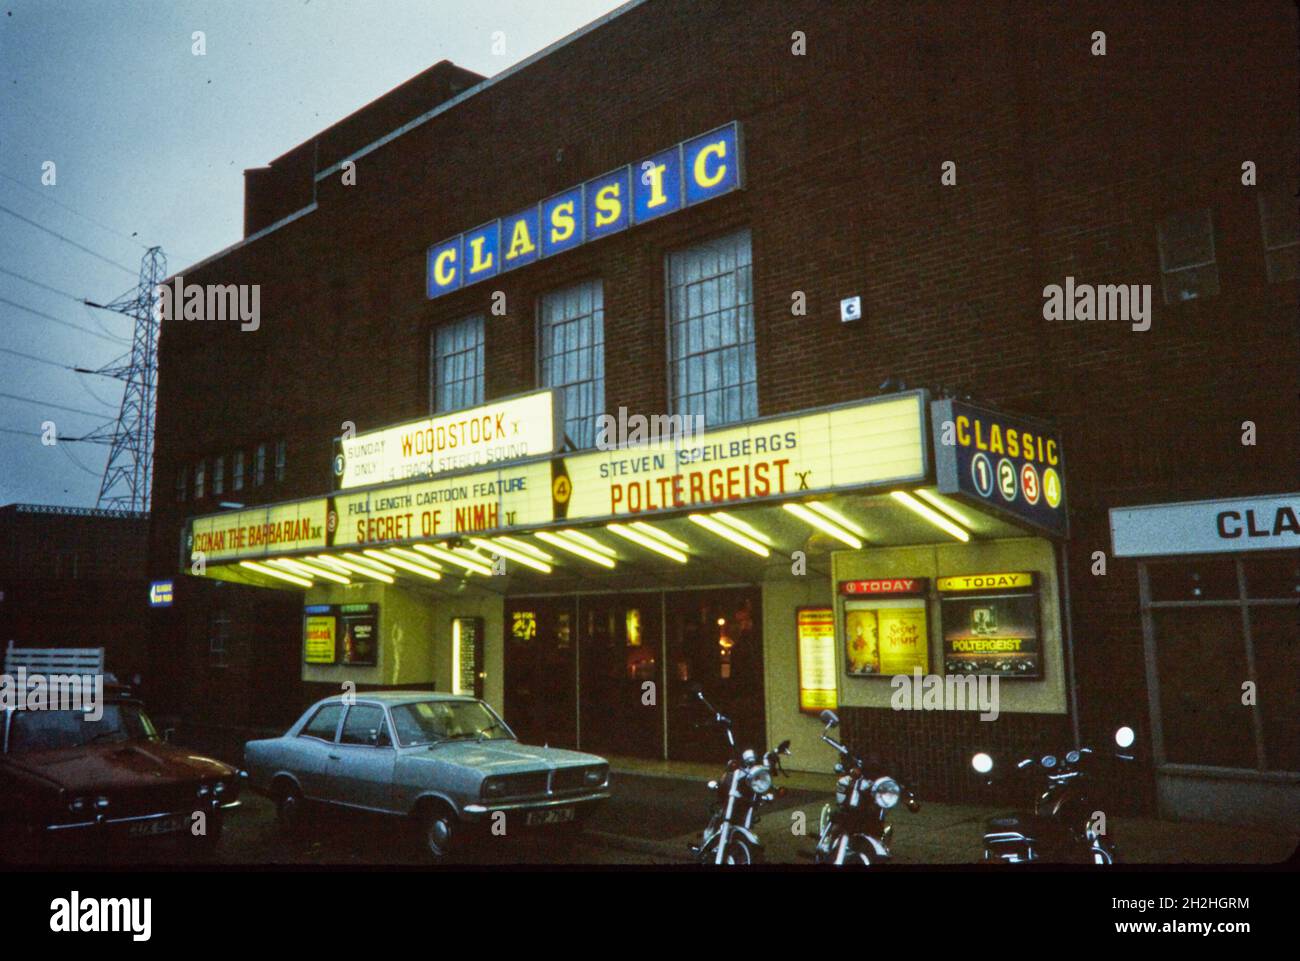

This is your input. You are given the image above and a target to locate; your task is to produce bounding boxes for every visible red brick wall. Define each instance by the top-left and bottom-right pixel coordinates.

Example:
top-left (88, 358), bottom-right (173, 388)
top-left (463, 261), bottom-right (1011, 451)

top-left (148, 1), bottom-right (1299, 754)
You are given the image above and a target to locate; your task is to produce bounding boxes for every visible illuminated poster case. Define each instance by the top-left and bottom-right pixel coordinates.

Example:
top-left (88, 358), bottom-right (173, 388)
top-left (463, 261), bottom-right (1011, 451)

top-left (796, 607), bottom-right (838, 712)
top-left (840, 579), bottom-right (929, 677)
top-left (303, 603), bottom-right (379, 667)
top-left (938, 572), bottom-right (1040, 678)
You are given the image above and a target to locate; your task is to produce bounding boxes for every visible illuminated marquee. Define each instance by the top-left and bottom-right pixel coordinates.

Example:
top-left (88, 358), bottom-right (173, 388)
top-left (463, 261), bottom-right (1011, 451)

top-left (427, 123), bottom-right (743, 298)
top-left (559, 392), bottom-right (927, 521)
top-left (189, 501), bottom-right (329, 563)
top-left (334, 390), bottom-right (560, 489)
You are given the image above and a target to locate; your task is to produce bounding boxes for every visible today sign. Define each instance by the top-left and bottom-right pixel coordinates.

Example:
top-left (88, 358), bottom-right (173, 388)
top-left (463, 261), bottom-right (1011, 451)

top-left (426, 123), bottom-right (743, 298)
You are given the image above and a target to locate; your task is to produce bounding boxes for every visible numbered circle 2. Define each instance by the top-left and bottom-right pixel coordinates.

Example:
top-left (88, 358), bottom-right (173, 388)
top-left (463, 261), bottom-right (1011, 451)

top-left (970, 452), bottom-right (995, 497)
top-left (1020, 463), bottom-right (1040, 505)
top-left (1043, 467), bottom-right (1063, 508)
top-left (996, 458), bottom-right (1018, 502)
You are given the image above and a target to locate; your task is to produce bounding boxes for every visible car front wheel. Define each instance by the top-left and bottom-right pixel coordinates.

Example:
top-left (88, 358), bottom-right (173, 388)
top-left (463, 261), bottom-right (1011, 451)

top-left (273, 781), bottom-right (305, 837)
top-left (418, 803), bottom-right (458, 861)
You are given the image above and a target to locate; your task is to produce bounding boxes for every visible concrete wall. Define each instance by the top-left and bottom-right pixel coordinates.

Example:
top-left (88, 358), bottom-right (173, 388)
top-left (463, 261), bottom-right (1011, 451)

top-left (761, 570), bottom-right (834, 773)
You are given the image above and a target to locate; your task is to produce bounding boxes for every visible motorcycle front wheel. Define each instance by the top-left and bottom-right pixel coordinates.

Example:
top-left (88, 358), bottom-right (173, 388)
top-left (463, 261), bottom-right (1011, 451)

top-left (813, 831), bottom-right (872, 865)
top-left (699, 833), bottom-right (759, 865)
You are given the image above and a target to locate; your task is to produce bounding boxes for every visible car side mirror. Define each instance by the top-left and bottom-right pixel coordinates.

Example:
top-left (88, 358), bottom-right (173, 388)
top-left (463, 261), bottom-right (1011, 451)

top-left (163, 728), bottom-right (175, 743)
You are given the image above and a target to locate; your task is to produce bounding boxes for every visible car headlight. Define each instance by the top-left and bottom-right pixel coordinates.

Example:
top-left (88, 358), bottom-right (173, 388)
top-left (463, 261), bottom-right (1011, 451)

top-left (69, 796), bottom-right (89, 814)
top-left (481, 777), bottom-right (507, 799)
top-left (213, 781), bottom-right (226, 796)
top-left (94, 796), bottom-right (110, 810)
top-left (748, 765), bottom-right (773, 794)
top-left (872, 777), bottom-right (901, 809)
top-left (197, 783), bottom-right (212, 797)
top-left (584, 766), bottom-right (607, 786)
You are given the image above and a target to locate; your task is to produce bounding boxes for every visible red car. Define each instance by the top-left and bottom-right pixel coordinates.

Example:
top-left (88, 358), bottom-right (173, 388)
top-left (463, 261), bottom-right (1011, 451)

top-left (0, 685), bottom-right (241, 863)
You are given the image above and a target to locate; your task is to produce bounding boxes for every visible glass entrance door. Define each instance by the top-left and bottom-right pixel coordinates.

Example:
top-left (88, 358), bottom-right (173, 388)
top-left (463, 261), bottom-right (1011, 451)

top-left (577, 595), bottom-right (664, 759)
top-left (666, 587), bottom-right (765, 763)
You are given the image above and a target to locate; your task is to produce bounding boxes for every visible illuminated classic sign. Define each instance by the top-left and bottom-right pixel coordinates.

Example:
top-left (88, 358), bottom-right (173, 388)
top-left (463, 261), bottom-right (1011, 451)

top-left (1110, 493), bottom-right (1300, 557)
top-left (426, 123), bottom-right (743, 298)
top-left (931, 398), bottom-right (1067, 537)
top-left (333, 390), bottom-right (560, 490)
top-left (559, 392), bottom-right (928, 521)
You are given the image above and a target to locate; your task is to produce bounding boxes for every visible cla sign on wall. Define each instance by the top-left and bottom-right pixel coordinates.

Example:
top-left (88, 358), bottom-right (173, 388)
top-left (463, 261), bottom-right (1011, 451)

top-left (558, 392), bottom-right (928, 521)
top-left (931, 399), bottom-right (1067, 537)
top-left (334, 390), bottom-right (559, 490)
top-left (1110, 493), bottom-right (1300, 557)
top-left (427, 123), bottom-right (743, 298)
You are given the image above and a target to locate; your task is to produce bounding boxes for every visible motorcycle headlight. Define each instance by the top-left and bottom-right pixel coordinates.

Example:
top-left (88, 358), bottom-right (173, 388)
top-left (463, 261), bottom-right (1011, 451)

top-left (872, 777), bottom-right (901, 809)
top-left (748, 765), bottom-right (773, 794)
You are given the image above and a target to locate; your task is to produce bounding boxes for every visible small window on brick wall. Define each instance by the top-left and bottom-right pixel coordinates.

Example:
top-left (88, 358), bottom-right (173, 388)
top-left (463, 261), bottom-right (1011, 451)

top-left (194, 459), bottom-right (206, 500)
top-left (232, 450), bottom-right (245, 492)
top-left (1157, 208), bottom-right (1219, 304)
top-left (254, 443), bottom-right (266, 487)
top-left (212, 455), bottom-right (224, 496)
top-left (274, 439), bottom-right (287, 482)
top-left (176, 465), bottom-right (188, 503)
top-left (1258, 186), bottom-right (1299, 283)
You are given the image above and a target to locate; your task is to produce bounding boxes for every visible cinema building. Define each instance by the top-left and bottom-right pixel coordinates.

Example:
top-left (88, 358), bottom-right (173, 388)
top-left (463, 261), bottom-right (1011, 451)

top-left (148, 0), bottom-right (1298, 825)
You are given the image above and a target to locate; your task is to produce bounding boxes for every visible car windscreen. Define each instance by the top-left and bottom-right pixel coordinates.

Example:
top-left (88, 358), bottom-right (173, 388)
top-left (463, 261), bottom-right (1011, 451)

top-left (389, 700), bottom-right (514, 747)
top-left (7, 703), bottom-right (160, 754)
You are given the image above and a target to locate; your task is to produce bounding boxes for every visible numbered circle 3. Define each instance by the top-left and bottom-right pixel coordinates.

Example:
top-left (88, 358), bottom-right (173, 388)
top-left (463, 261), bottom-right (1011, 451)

top-left (1020, 463), bottom-right (1040, 505)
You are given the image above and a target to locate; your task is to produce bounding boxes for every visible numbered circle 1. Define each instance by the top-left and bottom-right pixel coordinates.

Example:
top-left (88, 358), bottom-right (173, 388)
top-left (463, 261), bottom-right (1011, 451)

top-left (970, 452), bottom-right (995, 497)
top-left (996, 458), bottom-right (1018, 502)
top-left (1020, 463), bottom-right (1040, 505)
top-left (1043, 467), bottom-right (1063, 508)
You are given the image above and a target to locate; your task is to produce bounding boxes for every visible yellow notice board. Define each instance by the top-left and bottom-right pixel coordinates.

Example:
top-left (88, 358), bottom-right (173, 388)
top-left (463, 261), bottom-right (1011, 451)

top-left (304, 613), bottom-right (337, 665)
top-left (796, 607), bottom-right (838, 712)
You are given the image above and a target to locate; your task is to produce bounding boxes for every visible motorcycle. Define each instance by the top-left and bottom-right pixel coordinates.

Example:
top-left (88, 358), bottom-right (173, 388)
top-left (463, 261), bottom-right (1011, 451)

top-left (811, 709), bottom-right (919, 865)
top-left (685, 684), bottom-right (790, 865)
top-left (970, 725), bottom-right (1137, 864)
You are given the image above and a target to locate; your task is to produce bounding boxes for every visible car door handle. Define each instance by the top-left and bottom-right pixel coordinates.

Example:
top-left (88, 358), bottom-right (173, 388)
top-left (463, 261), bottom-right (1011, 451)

top-left (328, 754), bottom-right (341, 760)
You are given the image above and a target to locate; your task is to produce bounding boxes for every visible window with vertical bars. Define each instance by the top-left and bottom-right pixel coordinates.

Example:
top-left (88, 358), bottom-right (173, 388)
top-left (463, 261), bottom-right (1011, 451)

top-left (212, 455), bottom-right (224, 496)
top-left (274, 440), bottom-right (286, 482)
top-left (232, 451), bottom-right (244, 491)
top-left (539, 280), bottom-right (605, 449)
top-left (431, 314), bottom-right (485, 412)
top-left (1258, 186), bottom-right (1299, 283)
top-left (1157, 208), bottom-right (1219, 304)
top-left (666, 228), bottom-right (756, 427)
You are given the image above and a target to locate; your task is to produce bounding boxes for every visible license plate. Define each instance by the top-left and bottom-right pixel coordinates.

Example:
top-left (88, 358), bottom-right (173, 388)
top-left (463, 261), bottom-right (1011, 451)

top-left (525, 807), bottom-right (575, 826)
top-left (127, 814), bottom-right (189, 838)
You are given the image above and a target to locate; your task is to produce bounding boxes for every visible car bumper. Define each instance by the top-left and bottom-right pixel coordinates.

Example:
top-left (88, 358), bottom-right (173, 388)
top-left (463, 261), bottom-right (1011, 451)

top-left (45, 799), bottom-right (241, 836)
top-left (461, 790), bottom-right (609, 820)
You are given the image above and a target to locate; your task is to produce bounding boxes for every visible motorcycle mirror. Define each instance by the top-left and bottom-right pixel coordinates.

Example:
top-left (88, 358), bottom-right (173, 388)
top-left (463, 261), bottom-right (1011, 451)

top-left (971, 752), bottom-right (993, 775)
top-left (685, 680), bottom-right (703, 697)
top-left (819, 709), bottom-right (840, 728)
top-left (777, 739), bottom-right (791, 755)
top-left (1115, 725), bottom-right (1135, 749)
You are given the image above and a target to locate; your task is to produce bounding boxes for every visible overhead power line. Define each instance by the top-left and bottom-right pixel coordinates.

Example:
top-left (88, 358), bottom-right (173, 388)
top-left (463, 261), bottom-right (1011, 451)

top-left (0, 170), bottom-right (146, 250)
top-left (0, 203), bottom-right (139, 276)
top-left (0, 344), bottom-right (73, 370)
top-left (1, 295), bottom-right (131, 345)
top-left (0, 265), bottom-right (90, 303)
top-left (0, 390), bottom-right (111, 419)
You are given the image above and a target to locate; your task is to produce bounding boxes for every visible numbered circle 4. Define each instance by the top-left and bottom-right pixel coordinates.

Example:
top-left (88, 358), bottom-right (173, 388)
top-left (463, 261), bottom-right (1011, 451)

top-left (970, 452), bottom-right (995, 497)
top-left (1020, 463), bottom-right (1040, 505)
top-left (996, 458), bottom-right (1018, 502)
top-left (1043, 467), bottom-right (1063, 508)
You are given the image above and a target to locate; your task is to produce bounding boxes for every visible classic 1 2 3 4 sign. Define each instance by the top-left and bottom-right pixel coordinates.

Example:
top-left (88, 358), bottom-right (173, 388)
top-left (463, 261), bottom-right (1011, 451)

top-left (427, 123), bottom-right (743, 298)
top-left (931, 399), bottom-right (1066, 536)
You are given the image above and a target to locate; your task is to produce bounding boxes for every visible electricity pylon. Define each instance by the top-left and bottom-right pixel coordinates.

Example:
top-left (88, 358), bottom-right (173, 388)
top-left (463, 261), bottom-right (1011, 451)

top-left (79, 246), bottom-right (166, 512)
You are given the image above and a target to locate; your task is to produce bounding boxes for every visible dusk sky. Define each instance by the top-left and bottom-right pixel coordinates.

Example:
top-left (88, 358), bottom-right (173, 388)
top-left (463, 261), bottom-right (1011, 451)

top-left (0, 0), bottom-right (625, 509)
